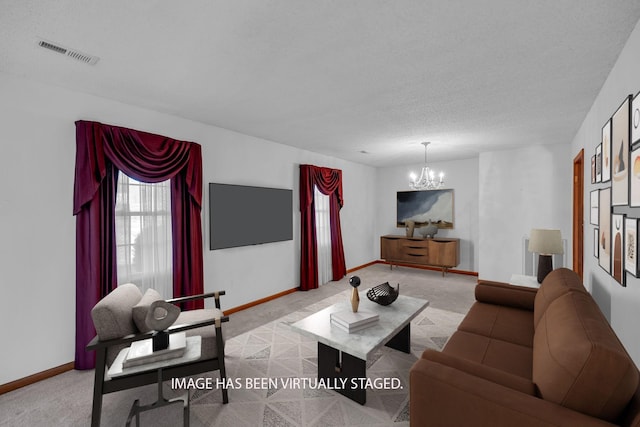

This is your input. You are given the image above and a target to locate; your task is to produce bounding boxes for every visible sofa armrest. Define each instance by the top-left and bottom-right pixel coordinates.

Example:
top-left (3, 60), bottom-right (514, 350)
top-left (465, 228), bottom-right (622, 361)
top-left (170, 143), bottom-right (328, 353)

top-left (410, 357), bottom-right (616, 427)
top-left (420, 349), bottom-right (535, 395)
top-left (475, 280), bottom-right (537, 310)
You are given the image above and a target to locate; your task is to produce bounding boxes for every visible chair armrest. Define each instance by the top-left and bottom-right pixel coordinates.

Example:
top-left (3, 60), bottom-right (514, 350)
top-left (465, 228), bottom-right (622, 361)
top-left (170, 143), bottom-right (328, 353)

top-left (167, 290), bottom-right (226, 309)
top-left (86, 315), bottom-right (229, 351)
top-left (410, 357), bottom-right (616, 427)
top-left (475, 280), bottom-right (537, 310)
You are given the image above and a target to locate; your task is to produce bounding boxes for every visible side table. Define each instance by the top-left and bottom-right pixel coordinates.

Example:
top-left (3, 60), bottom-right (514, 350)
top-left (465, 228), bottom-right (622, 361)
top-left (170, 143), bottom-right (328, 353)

top-left (108, 335), bottom-right (201, 426)
top-left (509, 274), bottom-right (540, 289)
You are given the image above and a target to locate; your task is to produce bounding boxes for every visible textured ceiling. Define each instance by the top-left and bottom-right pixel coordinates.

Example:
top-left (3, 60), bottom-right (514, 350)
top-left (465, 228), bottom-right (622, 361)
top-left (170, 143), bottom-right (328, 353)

top-left (2, 1), bottom-right (640, 167)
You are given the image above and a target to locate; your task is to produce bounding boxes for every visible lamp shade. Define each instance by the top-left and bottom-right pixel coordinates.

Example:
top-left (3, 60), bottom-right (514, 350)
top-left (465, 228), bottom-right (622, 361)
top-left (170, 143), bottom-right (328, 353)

top-left (528, 229), bottom-right (564, 255)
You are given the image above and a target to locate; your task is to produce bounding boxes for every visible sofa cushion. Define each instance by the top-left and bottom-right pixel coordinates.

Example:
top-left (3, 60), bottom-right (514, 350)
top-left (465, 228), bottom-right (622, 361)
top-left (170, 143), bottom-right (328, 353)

top-left (91, 283), bottom-right (142, 341)
top-left (533, 291), bottom-right (639, 422)
top-left (177, 309), bottom-right (225, 359)
top-left (458, 302), bottom-right (534, 348)
top-left (444, 330), bottom-right (533, 379)
top-left (533, 268), bottom-right (587, 328)
top-left (132, 288), bottom-right (163, 333)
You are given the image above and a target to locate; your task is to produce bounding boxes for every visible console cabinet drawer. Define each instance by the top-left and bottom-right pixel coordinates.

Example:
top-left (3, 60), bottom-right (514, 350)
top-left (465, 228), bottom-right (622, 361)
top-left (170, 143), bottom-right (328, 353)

top-left (380, 235), bottom-right (459, 275)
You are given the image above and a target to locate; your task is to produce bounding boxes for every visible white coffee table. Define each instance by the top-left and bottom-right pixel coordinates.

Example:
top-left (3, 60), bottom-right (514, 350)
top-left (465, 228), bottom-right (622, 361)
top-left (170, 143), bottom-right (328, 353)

top-left (290, 293), bottom-right (429, 404)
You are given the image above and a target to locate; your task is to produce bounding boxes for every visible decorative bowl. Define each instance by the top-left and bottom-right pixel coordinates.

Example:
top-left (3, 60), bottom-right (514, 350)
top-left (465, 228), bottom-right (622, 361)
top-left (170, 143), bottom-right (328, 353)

top-left (366, 282), bottom-right (400, 306)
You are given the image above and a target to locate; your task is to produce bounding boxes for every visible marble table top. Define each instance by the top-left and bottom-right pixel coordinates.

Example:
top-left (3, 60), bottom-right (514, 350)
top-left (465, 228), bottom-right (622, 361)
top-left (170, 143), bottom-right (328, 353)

top-left (290, 293), bottom-right (429, 360)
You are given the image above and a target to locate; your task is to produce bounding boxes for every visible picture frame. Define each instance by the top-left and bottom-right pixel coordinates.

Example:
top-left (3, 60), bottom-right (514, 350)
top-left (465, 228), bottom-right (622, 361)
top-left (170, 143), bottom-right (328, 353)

top-left (611, 213), bottom-right (625, 286)
top-left (624, 217), bottom-right (639, 277)
top-left (632, 91), bottom-right (640, 147)
top-left (601, 119), bottom-right (612, 182)
top-left (594, 228), bottom-right (599, 258)
top-left (611, 96), bottom-right (631, 206)
top-left (596, 143), bottom-right (602, 183)
top-left (630, 145), bottom-right (640, 207)
top-left (598, 188), bottom-right (611, 274)
top-left (591, 155), bottom-right (596, 184)
top-left (396, 189), bottom-right (454, 229)
top-left (590, 189), bottom-right (599, 225)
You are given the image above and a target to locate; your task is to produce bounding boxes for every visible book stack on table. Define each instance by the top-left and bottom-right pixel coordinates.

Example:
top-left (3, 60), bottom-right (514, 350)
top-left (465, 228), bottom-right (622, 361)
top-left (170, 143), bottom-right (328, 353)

top-left (122, 332), bottom-right (187, 368)
top-left (330, 310), bottom-right (379, 333)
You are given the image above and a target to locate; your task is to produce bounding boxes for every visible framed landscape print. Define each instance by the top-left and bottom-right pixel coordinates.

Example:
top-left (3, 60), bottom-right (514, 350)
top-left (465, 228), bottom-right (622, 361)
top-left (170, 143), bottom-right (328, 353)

top-left (598, 188), bottom-right (611, 274)
top-left (630, 145), bottom-right (640, 207)
top-left (602, 119), bottom-right (612, 182)
top-left (611, 96), bottom-right (630, 206)
top-left (632, 92), bottom-right (640, 146)
top-left (590, 190), bottom-right (599, 225)
top-left (612, 214), bottom-right (625, 286)
top-left (396, 189), bottom-right (454, 229)
top-left (594, 228), bottom-right (599, 258)
top-left (596, 143), bottom-right (602, 183)
top-left (625, 217), bottom-right (638, 277)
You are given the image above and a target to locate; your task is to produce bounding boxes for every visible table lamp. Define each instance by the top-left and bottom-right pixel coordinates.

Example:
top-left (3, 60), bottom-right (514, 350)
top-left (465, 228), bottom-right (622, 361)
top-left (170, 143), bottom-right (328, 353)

top-left (528, 229), bottom-right (564, 283)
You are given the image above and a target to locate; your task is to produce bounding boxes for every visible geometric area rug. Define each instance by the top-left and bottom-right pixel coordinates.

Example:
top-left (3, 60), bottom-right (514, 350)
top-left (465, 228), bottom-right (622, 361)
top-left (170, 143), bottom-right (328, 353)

top-left (181, 291), bottom-right (465, 427)
top-left (0, 290), bottom-right (464, 426)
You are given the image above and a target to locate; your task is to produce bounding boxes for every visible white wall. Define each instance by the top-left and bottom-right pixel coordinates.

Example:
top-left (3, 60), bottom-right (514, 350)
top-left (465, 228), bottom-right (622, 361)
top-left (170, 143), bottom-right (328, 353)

top-left (478, 144), bottom-right (572, 282)
top-left (375, 157), bottom-right (479, 272)
top-left (0, 72), bottom-right (376, 384)
top-left (571, 18), bottom-right (640, 364)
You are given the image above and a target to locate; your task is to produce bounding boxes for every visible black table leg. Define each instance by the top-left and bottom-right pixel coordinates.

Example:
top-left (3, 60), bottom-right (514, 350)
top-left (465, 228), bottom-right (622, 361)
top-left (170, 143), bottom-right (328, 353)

top-left (385, 323), bottom-right (411, 353)
top-left (317, 342), bottom-right (367, 405)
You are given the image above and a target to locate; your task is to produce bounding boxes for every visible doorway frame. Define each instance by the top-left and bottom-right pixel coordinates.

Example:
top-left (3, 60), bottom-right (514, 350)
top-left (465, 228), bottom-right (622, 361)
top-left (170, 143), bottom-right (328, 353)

top-left (573, 149), bottom-right (584, 280)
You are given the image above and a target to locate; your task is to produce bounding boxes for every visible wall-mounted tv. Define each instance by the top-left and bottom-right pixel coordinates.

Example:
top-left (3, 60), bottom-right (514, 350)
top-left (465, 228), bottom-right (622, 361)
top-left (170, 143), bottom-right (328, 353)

top-left (397, 189), bottom-right (454, 229)
top-left (209, 183), bottom-right (293, 250)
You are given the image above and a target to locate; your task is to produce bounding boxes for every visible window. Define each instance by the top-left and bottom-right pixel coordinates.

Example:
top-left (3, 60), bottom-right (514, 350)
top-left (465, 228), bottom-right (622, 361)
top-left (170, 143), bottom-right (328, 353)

top-left (115, 172), bottom-right (173, 298)
top-left (314, 185), bottom-right (332, 285)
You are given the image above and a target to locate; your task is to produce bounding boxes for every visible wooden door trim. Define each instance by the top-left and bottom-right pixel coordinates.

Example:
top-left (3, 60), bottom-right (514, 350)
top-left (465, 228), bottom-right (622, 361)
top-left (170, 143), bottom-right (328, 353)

top-left (573, 149), bottom-right (584, 280)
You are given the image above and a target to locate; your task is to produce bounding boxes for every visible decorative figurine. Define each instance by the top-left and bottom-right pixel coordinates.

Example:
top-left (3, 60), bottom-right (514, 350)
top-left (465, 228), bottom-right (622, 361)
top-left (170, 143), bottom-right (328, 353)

top-left (349, 276), bottom-right (361, 312)
top-left (145, 300), bottom-right (180, 351)
top-left (421, 220), bottom-right (438, 239)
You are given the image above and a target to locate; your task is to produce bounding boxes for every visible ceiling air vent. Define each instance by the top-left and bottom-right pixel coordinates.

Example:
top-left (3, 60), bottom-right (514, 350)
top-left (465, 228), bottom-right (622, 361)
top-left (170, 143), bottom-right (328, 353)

top-left (37, 39), bottom-right (100, 65)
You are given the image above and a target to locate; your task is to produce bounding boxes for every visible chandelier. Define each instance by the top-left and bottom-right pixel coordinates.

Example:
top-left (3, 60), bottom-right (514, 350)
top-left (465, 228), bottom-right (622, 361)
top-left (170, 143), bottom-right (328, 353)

top-left (409, 142), bottom-right (444, 190)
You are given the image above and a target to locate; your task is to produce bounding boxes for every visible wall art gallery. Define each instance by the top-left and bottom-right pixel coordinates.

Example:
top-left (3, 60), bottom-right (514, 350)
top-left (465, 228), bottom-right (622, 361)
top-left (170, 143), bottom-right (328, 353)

top-left (592, 91), bottom-right (640, 286)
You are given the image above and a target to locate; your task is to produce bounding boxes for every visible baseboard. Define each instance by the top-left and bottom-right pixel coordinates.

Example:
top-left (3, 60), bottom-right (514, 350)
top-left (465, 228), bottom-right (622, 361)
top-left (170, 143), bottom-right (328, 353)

top-left (378, 260), bottom-right (478, 276)
top-left (0, 362), bottom-right (74, 395)
top-left (223, 287), bottom-right (299, 316)
top-left (346, 260), bottom-right (380, 273)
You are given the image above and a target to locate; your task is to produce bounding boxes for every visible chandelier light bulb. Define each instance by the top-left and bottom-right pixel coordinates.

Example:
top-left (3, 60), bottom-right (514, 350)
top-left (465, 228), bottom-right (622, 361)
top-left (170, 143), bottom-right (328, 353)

top-left (409, 142), bottom-right (445, 190)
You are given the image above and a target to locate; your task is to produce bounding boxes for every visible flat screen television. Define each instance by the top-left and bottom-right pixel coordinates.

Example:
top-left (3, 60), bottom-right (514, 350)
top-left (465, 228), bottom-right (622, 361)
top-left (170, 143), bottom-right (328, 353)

top-left (209, 183), bottom-right (293, 250)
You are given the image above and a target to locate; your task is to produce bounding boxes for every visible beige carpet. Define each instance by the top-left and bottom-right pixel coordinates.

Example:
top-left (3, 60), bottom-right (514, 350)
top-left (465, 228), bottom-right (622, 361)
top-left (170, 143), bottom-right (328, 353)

top-left (1, 265), bottom-right (475, 426)
top-left (185, 291), bottom-right (464, 427)
top-left (0, 291), bottom-right (464, 426)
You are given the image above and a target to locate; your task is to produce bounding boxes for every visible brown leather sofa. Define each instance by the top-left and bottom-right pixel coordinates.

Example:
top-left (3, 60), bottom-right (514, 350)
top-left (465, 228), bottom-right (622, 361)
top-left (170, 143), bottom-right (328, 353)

top-left (410, 268), bottom-right (640, 426)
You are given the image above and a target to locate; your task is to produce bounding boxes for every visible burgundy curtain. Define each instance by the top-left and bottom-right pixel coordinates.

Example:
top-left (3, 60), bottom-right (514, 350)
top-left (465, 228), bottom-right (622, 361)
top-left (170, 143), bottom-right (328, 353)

top-left (73, 121), bottom-right (204, 369)
top-left (299, 164), bottom-right (346, 291)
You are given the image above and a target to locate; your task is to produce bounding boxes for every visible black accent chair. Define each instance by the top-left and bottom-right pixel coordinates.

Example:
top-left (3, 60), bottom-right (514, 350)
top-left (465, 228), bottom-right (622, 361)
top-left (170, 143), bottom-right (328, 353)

top-left (86, 285), bottom-right (229, 426)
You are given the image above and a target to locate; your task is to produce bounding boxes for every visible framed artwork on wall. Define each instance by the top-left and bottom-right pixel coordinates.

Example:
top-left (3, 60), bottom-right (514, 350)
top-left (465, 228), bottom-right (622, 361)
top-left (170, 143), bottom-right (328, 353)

top-left (596, 143), bottom-right (602, 183)
top-left (625, 217), bottom-right (638, 277)
top-left (601, 119), bottom-right (612, 182)
top-left (590, 190), bottom-right (599, 225)
top-left (611, 213), bottom-right (625, 286)
top-left (632, 92), bottom-right (640, 146)
top-left (591, 155), bottom-right (596, 184)
top-left (396, 189), bottom-right (454, 229)
top-left (594, 228), bottom-right (599, 258)
top-left (598, 188), bottom-right (611, 274)
top-left (630, 145), bottom-right (640, 207)
top-left (611, 96), bottom-right (630, 206)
